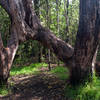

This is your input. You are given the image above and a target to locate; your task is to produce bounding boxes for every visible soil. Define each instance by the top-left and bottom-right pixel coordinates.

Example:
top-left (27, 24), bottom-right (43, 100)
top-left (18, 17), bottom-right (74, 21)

top-left (0, 72), bottom-right (67, 100)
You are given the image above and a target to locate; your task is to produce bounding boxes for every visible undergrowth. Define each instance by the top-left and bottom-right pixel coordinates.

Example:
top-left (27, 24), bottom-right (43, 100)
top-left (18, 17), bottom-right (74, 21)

top-left (65, 74), bottom-right (100, 100)
top-left (0, 85), bottom-right (10, 96)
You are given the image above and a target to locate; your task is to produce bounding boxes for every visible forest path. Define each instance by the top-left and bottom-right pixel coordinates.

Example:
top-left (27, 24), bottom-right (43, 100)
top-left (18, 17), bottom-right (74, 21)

top-left (1, 72), bottom-right (67, 100)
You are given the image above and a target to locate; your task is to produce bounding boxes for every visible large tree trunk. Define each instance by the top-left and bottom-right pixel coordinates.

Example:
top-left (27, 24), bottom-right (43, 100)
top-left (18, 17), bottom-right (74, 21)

top-left (0, 0), bottom-right (99, 85)
top-left (70, 0), bottom-right (100, 85)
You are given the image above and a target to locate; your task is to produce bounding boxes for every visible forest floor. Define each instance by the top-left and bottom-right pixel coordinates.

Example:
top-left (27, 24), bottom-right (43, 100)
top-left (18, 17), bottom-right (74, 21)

top-left (0, 64), bottom-right (68, 100)
top-left (1, 63), bottom-right (100, 100)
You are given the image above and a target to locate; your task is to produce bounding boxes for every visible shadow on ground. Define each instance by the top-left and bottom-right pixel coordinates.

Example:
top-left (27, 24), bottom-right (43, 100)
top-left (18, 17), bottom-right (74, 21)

top-left (1, 73), bottom-right (67, 100)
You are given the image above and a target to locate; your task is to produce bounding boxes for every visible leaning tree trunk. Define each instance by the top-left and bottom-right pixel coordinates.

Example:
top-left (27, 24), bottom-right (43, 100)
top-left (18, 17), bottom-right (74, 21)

top-left (70, 0), bottom-right (100, 85)
top-left (0, 0), bottom-right (100, 85)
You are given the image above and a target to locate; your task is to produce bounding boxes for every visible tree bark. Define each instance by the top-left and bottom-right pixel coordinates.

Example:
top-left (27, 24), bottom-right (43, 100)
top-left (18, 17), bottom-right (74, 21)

top-left (0, 25), bottom-right (18, 85)
top-left (0, 0), bottom-right (100, 85)
top-left (70, 0), bottom-right (100, 85)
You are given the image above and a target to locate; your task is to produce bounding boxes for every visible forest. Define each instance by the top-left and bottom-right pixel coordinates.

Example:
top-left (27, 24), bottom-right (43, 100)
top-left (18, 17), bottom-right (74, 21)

top-left (0, 0), bottom-right (100, 99)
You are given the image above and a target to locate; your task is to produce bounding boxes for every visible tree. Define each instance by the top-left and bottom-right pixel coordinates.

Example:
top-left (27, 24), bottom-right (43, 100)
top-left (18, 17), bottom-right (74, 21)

top-left (0, 0), bottom-right (99, 85)
top-left (63, 0), bottom-right (69, 41)
top-left (70, 0), bottom-right (100, 84)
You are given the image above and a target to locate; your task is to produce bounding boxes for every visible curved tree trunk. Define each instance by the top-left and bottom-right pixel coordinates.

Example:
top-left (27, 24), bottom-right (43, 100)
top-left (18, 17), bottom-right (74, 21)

top-left (0, 0), bottom-right (100, 85)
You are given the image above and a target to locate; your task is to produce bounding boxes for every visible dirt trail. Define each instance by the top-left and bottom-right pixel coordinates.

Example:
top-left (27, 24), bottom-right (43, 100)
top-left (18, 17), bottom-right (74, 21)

top-left (1, 73), bottom-right (67, 100)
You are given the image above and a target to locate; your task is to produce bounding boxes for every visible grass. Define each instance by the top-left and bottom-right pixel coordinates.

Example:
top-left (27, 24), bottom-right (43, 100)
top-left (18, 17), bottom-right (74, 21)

top-left (10, 63), bottom-right (48, 76)
top-left (50, 67), bottom-right (100, 100)
top-left (50, 66), bottom-right (69, 80)
top-left (0, 85), bottom-right (10, 96)
top-left (65, 74), bottom-right (100, 100)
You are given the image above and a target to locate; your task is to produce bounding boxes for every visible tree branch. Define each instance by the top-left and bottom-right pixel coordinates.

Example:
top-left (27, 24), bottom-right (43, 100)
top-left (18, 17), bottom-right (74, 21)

top-left (22, 0), bottom-right (74, 64)
top-left (34, 26), bottom-right (74, 64)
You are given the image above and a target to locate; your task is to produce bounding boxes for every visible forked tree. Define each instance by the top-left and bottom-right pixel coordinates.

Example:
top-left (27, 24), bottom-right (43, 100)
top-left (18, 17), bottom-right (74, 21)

top-left (0, 0), bottom-right (100, 85)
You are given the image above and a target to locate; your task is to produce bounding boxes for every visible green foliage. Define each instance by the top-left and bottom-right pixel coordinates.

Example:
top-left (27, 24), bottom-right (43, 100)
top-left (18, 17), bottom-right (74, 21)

top-left (13, 40), bottom-right (43, 66)
top-left (10, 63), bottom-right (48, 76)
top-left (65, 74), bottom-right (100, 100)
top-left (51, 66), bottom-right (69, 80)
top-left (39, 0), bottom-right (79, 45)
top-left (0, 85), bottom-right (9, 96)
top-left (0, 6), bottom-right (10, 46)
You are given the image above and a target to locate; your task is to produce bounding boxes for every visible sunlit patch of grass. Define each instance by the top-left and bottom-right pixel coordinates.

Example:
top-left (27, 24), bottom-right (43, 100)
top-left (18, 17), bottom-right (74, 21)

top-left (50, 66), bottom-right (69, 80)
top-left (30, 63), bottom-right (48, 68)
top-left (0, 85), bottom-right (10, 96)
top-left (65, 74), bottom-right (100, 100)
top-left (10, 63), bottom-right (48, 76)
